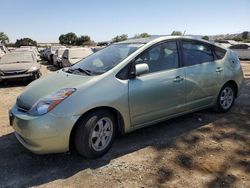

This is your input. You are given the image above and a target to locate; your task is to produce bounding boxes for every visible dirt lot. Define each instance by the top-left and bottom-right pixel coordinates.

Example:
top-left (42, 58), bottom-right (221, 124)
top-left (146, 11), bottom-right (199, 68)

top-left (0, 62), bottom-right (249, 188)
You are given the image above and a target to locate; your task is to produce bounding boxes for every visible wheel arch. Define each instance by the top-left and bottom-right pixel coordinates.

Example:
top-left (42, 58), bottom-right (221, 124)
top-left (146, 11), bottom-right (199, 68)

top-left (69, 106), bottom-right (125, 151)
top-left (224, 80), bottom-right (238, 97)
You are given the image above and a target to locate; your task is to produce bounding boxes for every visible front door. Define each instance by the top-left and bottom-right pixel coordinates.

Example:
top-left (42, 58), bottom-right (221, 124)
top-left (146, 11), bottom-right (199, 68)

top-left (129, 40), bottom-right (186, 126)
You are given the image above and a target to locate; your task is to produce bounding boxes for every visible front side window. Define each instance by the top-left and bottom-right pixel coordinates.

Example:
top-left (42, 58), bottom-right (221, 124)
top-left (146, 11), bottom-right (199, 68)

top-left (134, 41), bottom-right (179, 74)
top-left (68, 43), bottom-right (144, 75)
top-left (182, 40), bottom-right (214, 66)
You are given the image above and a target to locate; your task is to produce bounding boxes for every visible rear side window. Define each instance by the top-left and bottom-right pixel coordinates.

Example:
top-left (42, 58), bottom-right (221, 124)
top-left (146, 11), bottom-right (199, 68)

top-left (214, 46), bottom-right (227, 59)
top-left (181, 40), bottom-right (214, 66)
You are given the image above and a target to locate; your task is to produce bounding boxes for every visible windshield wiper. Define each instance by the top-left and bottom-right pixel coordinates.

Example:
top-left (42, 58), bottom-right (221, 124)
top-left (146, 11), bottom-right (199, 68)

top-left (67, 68), bottom-right (92, 76)
top-left (76, 68), bottom-right (92, 75)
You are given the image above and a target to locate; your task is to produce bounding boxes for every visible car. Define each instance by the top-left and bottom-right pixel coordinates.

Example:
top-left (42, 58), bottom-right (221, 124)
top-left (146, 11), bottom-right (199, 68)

top-left (229, 44), bottom-right (250, 60)
top-left (41, 47), bottom-right (50, 60)
top-left (0, 44), bottom-right (9, 58)
top-left (0, 48), bottom-right (5, 58)
top-left (0, 51), bottom-right (41, 82)
top-left (61, 47), bottom-right (93, 67)
top-left (10, 36), bottom-right (243, 158)
top-left (52, 48), bottom-right (67, 68)
top-left (46, 46), bottom-right (65, 63)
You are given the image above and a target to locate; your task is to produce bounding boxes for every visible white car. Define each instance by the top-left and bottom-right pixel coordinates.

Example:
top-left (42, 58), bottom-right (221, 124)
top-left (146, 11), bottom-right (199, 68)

top-left (61, 47), bottom-right (93, 67)
top-left (0, 44), bottom-right (8, 58)
top-left (0, 48), bottom-right (5, 58)
top-left (0, 51), bottom-right (41, 81)
top-left (229, 44), bottom-right (250, 60)
top-left (46, 46), bottom-right (65, 63)
top-left (52, 48), bottom-right (67, 67)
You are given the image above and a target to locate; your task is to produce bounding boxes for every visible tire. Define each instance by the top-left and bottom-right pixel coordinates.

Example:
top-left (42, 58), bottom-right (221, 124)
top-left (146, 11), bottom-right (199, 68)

top-left (74, 110), bottom-right (117, 158)
top-left (50, 54), bottom-right (53, 64)
top-left (33, 71), bottom-right (41, 80)
top-left (58, 62), bottom-right (62, 69)
top-left (214, 83), bottom-right (236, 113)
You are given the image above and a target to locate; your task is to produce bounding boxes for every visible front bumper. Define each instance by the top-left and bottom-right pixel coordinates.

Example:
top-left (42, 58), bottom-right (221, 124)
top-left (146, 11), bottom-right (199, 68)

top-left (10, 105), bottom-right (80, 154)
top-left (0, 73), bottom-right (34, 81)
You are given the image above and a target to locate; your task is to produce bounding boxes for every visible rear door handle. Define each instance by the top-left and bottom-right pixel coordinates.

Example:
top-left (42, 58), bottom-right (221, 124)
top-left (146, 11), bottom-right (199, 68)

top-left (216, 67), bottom-right (223, 72)
top-left (173, 76), bottom-right (184, 82)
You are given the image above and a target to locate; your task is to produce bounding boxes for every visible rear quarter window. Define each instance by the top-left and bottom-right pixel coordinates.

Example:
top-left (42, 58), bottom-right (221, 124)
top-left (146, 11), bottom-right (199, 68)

top-left (214, 46), bottom-right (227, 60)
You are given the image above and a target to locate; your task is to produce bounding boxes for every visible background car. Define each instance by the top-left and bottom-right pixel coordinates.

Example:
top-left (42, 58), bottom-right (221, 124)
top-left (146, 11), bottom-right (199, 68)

top-left (61, 47), bottom-right (93, 67)
top-left (229, 44), bottom-right (250, 60)
top-left (0, 48), bottom-right (5, 58)
top-left (15, 47), bottom-right (41, 61)
top-left (46, 46), bottom-right (65, 63)
top-left (52, 48), bottom-right (67, 68)
top-left (0, 51), bottom-right (41, 82)
top-left (0, 44), bottom-right (9, 58)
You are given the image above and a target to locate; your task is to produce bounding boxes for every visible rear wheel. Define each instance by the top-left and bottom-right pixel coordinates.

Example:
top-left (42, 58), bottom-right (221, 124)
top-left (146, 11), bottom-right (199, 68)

top-left (215, 83), bottom-right (236, 112)
top-left (74, 110), bottom-right (116, 158)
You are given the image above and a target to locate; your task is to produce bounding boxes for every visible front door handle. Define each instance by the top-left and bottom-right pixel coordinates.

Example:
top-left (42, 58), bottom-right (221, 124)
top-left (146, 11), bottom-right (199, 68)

top-left (173, 76), bottom-right (184, 82)
top-left (216, 67), bottom-right (223, 73)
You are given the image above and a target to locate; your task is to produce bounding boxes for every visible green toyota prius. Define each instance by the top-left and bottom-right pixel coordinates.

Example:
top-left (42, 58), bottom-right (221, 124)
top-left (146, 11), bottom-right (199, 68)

top-left (9, 36), bottom-right (244, 158)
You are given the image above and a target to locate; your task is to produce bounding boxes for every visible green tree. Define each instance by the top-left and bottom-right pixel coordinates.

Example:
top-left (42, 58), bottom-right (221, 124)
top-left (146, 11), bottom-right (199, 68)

top-left (242, 31), bottom-right (249, 40)
top-left (15, 38), bottom-right (37, 47)
top-left (232, 37), bottom-right (243, 42)
top-left (0, 32), bottom-right (9, 44)
top-left (134, 33), bottom-right (151, 38)
top-left (59, 32), bottom-right (78, 45)
top-left (76, 35), bottom-right (91, 46)
top-left (112, 34), bottom-right (128, 43)
top-left (171, 31), bottom-right (182, 36)
top-left (202, 36), bottom-right (209, 40)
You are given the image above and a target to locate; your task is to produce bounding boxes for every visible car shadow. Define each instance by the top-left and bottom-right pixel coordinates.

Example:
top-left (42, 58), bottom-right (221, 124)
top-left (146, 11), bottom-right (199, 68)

top-left (0, 80), bottom-right (32, 88)
top-left (40, 60), bottom-right (59, 72)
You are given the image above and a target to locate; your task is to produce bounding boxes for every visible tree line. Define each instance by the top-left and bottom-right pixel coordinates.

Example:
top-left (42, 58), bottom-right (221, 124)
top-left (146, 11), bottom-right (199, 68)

top-left (1, 31), bottom-right (250, 47)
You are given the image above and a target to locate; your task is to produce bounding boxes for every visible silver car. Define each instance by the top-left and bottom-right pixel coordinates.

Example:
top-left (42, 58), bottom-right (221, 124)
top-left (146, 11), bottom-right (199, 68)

top-left (0, 51), bottom-right (41, 81)
top-left (10, 36), bottom-right (243, 158)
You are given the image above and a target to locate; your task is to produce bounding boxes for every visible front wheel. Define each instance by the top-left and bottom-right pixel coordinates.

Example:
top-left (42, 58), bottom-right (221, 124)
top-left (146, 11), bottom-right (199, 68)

top-left (33, 71), bottom-right (41, 80)
top-left (74, 110), bottom-right (116, 158)
top-left (215, 83), bottom-right (236, 112)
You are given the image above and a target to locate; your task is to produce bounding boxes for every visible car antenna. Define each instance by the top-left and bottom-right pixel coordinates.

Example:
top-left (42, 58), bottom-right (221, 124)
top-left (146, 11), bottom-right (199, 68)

top-left (183, 30), bottom-right (186, 36)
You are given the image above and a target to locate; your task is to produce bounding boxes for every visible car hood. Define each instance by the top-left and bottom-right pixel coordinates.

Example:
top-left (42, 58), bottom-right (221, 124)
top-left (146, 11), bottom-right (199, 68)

top-left (0, 63), bottom-right (34, 72)
top-left (17, 70), bottom-right (95, 109)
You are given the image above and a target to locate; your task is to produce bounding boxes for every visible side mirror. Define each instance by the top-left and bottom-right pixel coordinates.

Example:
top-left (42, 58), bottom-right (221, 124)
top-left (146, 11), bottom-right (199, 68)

top-left (63, 56), bottom-right (67, 59)
top-left (135, 63), bottom-right (149, 76)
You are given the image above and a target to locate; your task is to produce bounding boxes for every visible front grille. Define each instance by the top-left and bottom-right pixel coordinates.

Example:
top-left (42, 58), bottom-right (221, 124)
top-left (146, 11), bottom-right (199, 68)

top-left (16, 97), bottom-right (30, 112)
top-left (3, 70), bottom-right (27, 76)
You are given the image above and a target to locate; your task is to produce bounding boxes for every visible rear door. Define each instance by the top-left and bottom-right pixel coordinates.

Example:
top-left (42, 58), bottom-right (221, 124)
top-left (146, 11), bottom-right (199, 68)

top-left (180, 39), bottom-right (221, 109)
top-left (129, 40), bottom-right (186, 126)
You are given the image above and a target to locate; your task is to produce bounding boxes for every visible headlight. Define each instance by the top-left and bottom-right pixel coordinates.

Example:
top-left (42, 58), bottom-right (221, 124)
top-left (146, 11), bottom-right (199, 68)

top-left (0, 71), bottom-right (4, 76)
top-left (28, 88), bottom-right (76, 116)
top-left (28, 66), bottom-right (39, 72)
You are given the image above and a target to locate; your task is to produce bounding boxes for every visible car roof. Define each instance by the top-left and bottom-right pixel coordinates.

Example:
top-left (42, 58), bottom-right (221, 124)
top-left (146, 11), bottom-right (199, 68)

top-left (117, 35), bottom-right (227, 49)
top-left (117, 35), bottom-right (207, 43)
top-left (6, 51), bottom-right (33, 55)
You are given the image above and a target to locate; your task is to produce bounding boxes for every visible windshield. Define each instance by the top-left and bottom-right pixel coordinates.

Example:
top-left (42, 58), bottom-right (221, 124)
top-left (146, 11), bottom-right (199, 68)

top-left (0, 53), bottom-right (33, 64)
top-left (69, 43), bottom-right (144, 75)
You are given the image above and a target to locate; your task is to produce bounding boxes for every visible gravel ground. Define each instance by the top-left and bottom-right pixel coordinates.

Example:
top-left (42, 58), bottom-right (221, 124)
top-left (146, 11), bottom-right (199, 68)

top-left (0, 61), bottom-right (249, 188)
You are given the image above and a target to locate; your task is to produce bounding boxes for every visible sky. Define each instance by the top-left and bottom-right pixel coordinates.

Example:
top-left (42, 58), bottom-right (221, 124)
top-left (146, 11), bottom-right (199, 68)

top-left (1, 0), bottom-right (250, 43)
